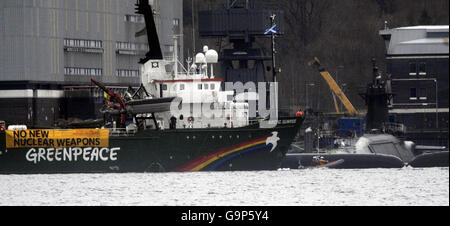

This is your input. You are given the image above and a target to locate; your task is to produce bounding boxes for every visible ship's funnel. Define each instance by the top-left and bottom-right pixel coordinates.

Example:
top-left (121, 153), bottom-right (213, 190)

top-left (135, 0), bottom-right (163, 63)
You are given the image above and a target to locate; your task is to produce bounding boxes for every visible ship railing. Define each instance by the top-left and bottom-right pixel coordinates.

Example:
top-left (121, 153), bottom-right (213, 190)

top-left (383, 122), bottom-right (407, 134)
top-left (109, 128), bottom-right (138, 137)
top-left (320, 130), bottom-right (335, 137)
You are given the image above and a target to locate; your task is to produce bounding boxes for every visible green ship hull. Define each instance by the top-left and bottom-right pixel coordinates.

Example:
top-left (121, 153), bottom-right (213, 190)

top-left (0, 117), bottom-right (303, 174)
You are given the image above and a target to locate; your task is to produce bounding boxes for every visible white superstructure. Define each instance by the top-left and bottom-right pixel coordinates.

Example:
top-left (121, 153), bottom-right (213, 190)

top-left (139, 43), bottom-right (250, 129)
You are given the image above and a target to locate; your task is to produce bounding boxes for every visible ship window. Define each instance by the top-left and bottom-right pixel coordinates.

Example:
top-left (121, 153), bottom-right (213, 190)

top-left (409, 63), bottom-right (417, 76)
top-left (180, 84), bottom-right (185, 91)
top-left (204, 84), bottom-right (209, 90)
top-left (198, 84), bottom-right (203, 90)
top-left (371, 143), bottom-right (399, 156)
top-left (419, 63), bottom-right (426, 75)
top-left (427, 32), bottom-right (449, 38)
top-left (210, 84), bottom-right (215, 90)
top-left (162, 84), bottom-right (168, 91)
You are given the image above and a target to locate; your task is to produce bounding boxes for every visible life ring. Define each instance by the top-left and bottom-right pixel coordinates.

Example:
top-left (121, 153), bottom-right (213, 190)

top-left (188, 116), bottom-right (195, 122)
top-left (147, 162), bottom-right (165, 173)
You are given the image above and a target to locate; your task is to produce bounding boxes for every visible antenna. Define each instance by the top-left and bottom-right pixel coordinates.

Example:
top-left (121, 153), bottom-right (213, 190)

top-left (192, 0), bottom-right (196, 60)
top-left (172, 34), bottom-right (187, 77)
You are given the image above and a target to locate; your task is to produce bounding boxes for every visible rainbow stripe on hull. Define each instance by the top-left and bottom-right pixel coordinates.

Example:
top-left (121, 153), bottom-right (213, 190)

top-left (175, 135), bottom-right (273, 172)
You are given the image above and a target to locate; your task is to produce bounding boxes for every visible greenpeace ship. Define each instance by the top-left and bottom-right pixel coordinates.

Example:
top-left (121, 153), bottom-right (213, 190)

top-left (0, 0), bottom-right (303, 174)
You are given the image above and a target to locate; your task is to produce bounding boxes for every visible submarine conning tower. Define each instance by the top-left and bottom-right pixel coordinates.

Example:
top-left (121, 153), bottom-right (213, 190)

top-left (197, 0), bottom-right (284, 87)
top-left (360, 58), bottom-right (395, 132)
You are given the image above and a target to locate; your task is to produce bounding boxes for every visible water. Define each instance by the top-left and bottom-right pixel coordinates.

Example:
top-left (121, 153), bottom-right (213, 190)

top-left (0, 167), bottom-right (448, 206)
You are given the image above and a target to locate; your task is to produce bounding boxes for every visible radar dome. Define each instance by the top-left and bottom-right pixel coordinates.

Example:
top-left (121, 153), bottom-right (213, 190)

top-left (203, 45), bottom-right (209, 53)
top-left (195, 53), bottom-right (206, 64)
top-left (205, 49), bottom-right (219, 63)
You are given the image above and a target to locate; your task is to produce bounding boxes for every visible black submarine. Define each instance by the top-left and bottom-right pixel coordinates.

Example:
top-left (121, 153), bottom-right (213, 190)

top-left (281, 58), bottom-right (448, 169)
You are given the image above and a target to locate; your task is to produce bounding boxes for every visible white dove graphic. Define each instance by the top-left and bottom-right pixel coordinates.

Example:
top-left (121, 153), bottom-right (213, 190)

top-left (266, 132), bottom-right (280, 152)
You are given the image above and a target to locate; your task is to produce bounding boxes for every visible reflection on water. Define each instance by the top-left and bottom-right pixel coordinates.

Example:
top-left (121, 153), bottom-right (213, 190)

top-left (0, 167), bottom-right (448, 206)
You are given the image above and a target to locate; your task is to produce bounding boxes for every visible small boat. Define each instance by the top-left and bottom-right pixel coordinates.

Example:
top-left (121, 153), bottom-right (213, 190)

top-left (315, 159), bottom-right (345, 169)
top-left (298, 156), bottom-right (345, 169)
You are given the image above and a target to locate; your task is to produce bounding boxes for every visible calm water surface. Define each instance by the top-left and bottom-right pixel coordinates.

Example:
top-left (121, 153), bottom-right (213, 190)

top-left (0, 167), bottom-right (448, 206)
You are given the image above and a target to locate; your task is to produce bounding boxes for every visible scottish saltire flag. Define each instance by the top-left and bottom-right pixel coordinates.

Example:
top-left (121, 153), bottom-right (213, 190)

top-left (264, 25), bottom-right (277, 35)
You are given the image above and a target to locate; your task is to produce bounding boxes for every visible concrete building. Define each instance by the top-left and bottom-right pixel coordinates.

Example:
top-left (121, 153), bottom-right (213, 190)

top-left (0, 0), bottom-right (183, 127)
top-left (380, 25), bottom-right (449, 146)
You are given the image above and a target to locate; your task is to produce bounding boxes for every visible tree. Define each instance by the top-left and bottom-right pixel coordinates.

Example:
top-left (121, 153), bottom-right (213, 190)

top-left (418, 9), bottom-right (433, 25)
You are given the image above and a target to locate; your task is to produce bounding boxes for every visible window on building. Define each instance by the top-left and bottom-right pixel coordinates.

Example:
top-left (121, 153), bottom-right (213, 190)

top-left (64, 38), bottom-right (103, 48)
top-left (64, 67), bottom-right (102, 76)
top-left (166, 45), bottom-right (174, 52)
top-left (116, 69), bottom-right (140, 77)
top-left (410, 88), bottom-right (417, 100)
top-left (116, 42), bottom-right (148, 51)
top-left (409, 63), bottom-right (417, 76)
top-left (419, 62), bottom-right (426, 75)
top-left (173, 18), bottom-right (179, 26)
top-left (232, 60), bottom-right (240, 69)
top-left (248, 60), bottom-right (255, 69)
top-left (419, 88), bottom-right (427, 100)
top-left (164, 45), bottom-right (175, 60)
top-left (124, 15), bottom-right (144, 23)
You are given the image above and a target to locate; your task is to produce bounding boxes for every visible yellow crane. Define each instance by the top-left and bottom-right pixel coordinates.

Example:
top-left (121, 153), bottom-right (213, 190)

top-left (308, 57), bottom-right (358, 116)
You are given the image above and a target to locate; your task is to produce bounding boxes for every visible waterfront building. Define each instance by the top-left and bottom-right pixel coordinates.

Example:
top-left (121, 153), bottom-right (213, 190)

top-left (0, 0), bottom-right (183, 127)
top-left (380, 25), bottom-right (449, 146)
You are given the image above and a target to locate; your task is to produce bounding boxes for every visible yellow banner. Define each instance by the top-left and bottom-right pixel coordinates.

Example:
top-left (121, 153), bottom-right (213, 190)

top-left (6, 129), bottom-right (109, 148)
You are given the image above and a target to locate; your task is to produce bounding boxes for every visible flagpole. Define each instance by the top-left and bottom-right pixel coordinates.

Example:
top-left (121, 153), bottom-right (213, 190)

top-left (269, 14), bottom-right (278, 118)
top-left (270, 14), bottom-right (277, 83)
